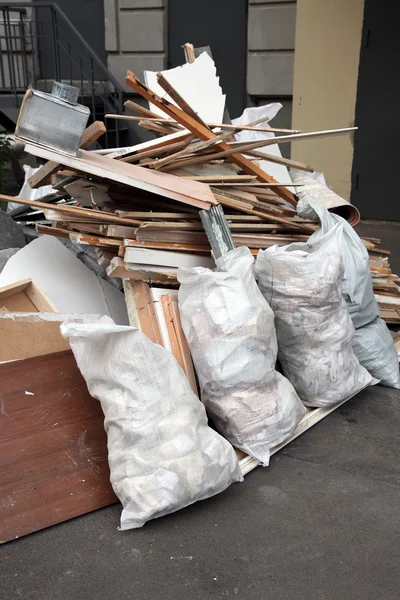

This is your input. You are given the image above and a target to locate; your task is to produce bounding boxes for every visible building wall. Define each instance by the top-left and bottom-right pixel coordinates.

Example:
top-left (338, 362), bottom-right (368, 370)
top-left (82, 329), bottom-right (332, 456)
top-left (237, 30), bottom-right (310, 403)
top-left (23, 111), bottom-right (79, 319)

top-left (104, 0), bottom-right (167, 93)
top-left (292, 0), bottom-right (364, 199)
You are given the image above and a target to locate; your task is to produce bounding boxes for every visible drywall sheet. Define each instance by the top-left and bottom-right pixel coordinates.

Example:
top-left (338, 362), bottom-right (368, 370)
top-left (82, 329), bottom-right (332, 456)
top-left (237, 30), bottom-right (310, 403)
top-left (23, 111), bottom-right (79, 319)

top-left (0, 237), bottom-right (129, 325)
top-left (0, 350), bottom-right (116, 543)
top-left (144, 52), bottom-right (226, 124)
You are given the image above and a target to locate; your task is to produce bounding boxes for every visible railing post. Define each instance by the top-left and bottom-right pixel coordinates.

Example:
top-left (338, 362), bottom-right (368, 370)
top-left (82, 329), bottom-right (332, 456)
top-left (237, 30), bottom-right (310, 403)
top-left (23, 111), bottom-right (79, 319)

top-left (51, 6), bottom-right (60, 81)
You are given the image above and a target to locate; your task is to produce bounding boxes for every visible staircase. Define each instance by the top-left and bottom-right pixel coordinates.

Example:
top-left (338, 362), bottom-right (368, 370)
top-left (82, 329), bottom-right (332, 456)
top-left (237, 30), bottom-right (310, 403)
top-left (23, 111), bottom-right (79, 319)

top-left (0, 2), bottom-right (127, 148)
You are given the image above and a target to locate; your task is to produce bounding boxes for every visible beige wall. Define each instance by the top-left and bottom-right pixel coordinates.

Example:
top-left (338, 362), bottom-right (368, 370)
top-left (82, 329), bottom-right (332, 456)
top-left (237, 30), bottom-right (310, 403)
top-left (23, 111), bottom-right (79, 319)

top-left (292, 0), bottom-right (364, 198)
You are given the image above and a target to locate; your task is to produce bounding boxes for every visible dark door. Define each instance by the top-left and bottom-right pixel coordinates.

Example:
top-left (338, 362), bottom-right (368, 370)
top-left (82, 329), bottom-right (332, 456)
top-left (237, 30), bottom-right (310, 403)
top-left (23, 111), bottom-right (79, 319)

top-left (167, 0), bottom-right (248, 120)
top-left (351, 0), bottom-right (400, 220)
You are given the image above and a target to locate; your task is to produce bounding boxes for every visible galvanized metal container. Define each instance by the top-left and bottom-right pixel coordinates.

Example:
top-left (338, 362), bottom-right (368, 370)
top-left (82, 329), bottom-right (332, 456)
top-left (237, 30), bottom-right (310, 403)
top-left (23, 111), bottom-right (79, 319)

top-left (15, 82), bottom-right (90, 156)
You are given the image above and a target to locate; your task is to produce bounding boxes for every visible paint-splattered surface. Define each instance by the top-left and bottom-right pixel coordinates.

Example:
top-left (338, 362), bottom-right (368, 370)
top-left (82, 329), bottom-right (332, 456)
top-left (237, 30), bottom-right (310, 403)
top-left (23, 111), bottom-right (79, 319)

top-left (0, 350), bottom-right (116, 543)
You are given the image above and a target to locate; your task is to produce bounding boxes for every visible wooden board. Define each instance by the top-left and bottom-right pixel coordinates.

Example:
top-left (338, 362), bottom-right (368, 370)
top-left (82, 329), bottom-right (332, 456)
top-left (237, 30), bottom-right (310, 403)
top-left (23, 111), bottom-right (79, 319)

top-left (27, 121), bottom-right (107, 188)
top-left (160, 293), bottom-right (198, 396)
top-left (122, 280), bottom-right (163, 344)
top-left (0, 350), bottom-right (116, 543)
top-left (22, 142), bottom-right (216, 210)
top-left (0, 313), bottom-right (70, 363)
top-left (0, 279), bottom-right (58, 313)
top-left (126, 71), bottom-right (296, 206)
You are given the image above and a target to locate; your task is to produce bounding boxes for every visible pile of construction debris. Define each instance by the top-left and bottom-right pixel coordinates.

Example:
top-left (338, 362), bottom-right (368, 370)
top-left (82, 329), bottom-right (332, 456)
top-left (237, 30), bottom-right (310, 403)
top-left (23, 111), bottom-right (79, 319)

top-left (0, 48), bottom-right (399, 545)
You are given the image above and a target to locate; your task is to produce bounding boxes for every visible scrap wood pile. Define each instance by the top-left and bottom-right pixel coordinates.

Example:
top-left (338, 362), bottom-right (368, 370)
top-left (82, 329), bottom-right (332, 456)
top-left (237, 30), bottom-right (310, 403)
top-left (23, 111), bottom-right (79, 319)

top-left (1, 48), bottom-right (399, 543)
top-left (4, 55), bottom-right (400, 322)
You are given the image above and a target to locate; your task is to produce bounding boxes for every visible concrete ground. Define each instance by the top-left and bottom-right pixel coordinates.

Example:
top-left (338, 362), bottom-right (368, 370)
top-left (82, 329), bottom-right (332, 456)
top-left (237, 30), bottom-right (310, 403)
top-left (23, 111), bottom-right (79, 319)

top-left (1, 221), bottom-right (400, 599)
top-left (1, 386), bottom-right (399, 600)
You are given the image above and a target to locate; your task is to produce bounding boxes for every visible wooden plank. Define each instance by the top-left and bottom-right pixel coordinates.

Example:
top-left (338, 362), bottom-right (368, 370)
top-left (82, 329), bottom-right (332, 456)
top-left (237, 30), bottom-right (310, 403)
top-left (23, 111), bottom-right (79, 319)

top-left (99, 224), bottom-right (138, 238)
top-left (68, 232), bottom-right (122, 249)
top-left (36, 224), bottom-right (71, 239)
top-left (149, 130), bottom-right (235, 170)
top-left (125, 70), bottom-right (297, 206)
top-left (116, 211), bottom-right (200, 220)
top-left (0, 195), bottom-right (143, 226)
top-left (124, 240), bottom-right (210, 253)
top-left (0, 350), bottom-right (116, 542)
top-left (122, 280), bottom-right (163, 344)
top-left (212, 191), bottom-right (315, 233)
top-left (160, 293), bottom-right (198, 396)
top-left (111, 258), bottom-right (178, 284)
top-left (246, 149), bottom-right (314, 172)
top-left (106, 114), bottom-right (299, 134)
top-left (120, 137), bottom-right (194, 164)
top-left (27, 160), bottom-right (61, 189)
top-left (28, 121), bottom-right (107, 188)
top-left (124, 99), bottom-right (168, 120)
top-left (107, 131), bottom-right (191, 160)
top-left (22, 142), bottom-right (216, 210)
top-left (79, 121), bottom-right (107, 149)
top-left (183, 42), bottom-right (195, 63)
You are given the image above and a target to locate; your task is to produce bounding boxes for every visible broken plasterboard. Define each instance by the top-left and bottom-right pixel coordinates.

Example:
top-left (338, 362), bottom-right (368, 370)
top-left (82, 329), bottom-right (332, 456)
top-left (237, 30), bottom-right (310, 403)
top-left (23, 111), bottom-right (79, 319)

top-left (0, 237), bottom-right (129, 325)
top-left (144, 52), bottom-right (226, 124)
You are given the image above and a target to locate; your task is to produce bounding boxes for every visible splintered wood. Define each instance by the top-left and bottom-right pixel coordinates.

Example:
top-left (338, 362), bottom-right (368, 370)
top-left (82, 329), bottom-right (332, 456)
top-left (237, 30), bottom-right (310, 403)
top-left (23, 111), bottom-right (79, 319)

top-left (5, 65), bottom-right (397, 324)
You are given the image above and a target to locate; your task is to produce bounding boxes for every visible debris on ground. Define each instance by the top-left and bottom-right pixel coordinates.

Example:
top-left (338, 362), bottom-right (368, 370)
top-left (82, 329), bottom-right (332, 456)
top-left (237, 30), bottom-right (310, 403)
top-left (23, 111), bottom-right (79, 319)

top-left (0, 47), bottom-right (399, 543)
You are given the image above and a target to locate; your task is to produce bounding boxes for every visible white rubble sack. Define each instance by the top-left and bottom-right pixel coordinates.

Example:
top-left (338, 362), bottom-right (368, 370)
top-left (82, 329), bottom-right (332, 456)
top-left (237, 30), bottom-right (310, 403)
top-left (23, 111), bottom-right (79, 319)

top-left (294, 172), bottom-right (400, 389)
top-left (178, 246), bottom-right (305, 466)
top-left (61, 318), bottom-right (242, 530)
top-left (293, 170), bottom-right (379, 328)
top-left (352, 317), bottom-right (400, 388)
top-left (255, 225), bottom-right (377, 407)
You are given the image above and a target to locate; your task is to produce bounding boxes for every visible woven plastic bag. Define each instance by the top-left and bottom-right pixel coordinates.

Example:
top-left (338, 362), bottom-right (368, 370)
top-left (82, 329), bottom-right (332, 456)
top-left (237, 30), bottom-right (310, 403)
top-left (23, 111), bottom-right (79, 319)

top-left (61, 317), bottom-right (242, 530)
top-left (294, 171), bottom-right (399, 389)
top-left (178, 246), bottom-right (305, 466)
top-left (352, 317), bottom-right (400, 388)
top-left (255, 225), bottom-right (377, 407)
top-left (293, 170), bottom-right (379, 328)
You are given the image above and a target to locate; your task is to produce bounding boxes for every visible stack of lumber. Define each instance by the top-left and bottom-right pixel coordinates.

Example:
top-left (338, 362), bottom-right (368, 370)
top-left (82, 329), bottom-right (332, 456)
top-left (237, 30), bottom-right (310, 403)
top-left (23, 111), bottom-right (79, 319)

top-left (3, 64), bottom-right (399, 324)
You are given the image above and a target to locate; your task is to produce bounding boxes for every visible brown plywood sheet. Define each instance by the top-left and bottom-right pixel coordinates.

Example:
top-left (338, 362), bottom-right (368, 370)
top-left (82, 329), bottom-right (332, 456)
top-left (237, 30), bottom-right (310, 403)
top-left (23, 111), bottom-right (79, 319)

top-left (0, 314), bottom-right (70, 363)
top-left (0, 350), bottom-right (116, 543)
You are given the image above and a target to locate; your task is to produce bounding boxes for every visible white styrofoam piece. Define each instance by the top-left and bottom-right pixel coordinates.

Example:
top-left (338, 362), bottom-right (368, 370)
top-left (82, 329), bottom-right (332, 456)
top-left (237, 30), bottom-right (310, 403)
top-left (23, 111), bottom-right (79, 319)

top-left (124, 246), bottom-right (214, 269)
top-left (0, 237), bottom-right (129, 325)
top-left (144, 52), bottom-right (226, 124)
top-left (239, 397), bottom-right (351, 475)
top-left (232, 104), bottom-right (295, 204)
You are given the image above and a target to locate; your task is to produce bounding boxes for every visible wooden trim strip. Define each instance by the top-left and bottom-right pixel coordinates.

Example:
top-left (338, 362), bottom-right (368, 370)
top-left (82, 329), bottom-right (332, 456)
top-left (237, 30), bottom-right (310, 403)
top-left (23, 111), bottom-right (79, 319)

top-left (125, 70), bottom-right (297, 206)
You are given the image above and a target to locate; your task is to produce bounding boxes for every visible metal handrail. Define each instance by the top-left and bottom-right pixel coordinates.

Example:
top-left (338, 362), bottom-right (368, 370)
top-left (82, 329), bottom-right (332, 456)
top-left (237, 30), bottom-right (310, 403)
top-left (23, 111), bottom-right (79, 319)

top-left (0, 2), bottom-right (125, 146)
top-left (0, 2), bottom-right (123, 91)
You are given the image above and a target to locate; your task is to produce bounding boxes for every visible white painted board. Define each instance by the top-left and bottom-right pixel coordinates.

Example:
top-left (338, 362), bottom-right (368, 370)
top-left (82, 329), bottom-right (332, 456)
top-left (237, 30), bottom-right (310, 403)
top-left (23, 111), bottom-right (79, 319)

top-left (124, 246), bottom-right (214, 269)
top-left (0, 237), bottom-right (129, 325)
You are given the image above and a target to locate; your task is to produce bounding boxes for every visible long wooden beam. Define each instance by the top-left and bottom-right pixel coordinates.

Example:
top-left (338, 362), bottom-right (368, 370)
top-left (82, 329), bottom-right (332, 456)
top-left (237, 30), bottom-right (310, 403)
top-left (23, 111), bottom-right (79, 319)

top-left (125, 70), bottom-right (297, 207)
